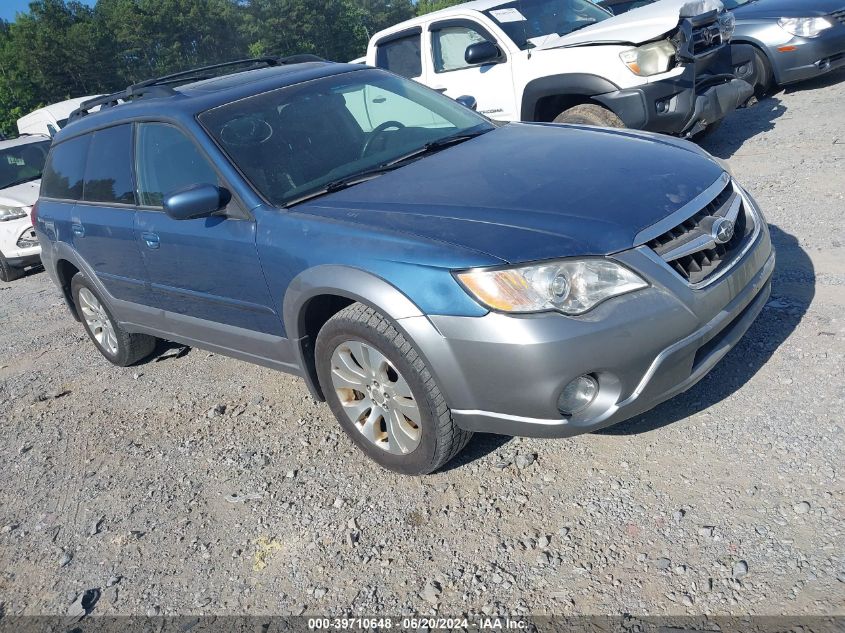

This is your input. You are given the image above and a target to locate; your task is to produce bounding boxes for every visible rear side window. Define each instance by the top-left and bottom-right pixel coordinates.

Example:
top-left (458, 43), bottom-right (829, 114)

top-left (376, 33), bottom-right (422, 79)
top-left (41, 135), bottom-right (91, 200)
top-left (135, 123), bottom-right (220, 207)
top-left (82, 124), bottom-right (135, 205)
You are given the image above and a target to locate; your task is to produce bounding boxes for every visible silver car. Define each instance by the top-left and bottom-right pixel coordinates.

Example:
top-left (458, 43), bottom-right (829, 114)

top-left (725, 0), bottom-right (845, 87)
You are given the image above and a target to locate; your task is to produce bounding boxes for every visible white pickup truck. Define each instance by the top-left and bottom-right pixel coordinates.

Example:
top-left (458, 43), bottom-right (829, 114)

top-left (362, 0), bottom-right (756, 136)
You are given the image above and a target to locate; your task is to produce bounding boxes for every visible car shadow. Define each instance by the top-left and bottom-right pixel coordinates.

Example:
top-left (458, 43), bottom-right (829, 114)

top-left (600, 223), bottom-right (813, 436)
top-left (150, 339), bottom-right (192, 362)
top-left (698, 95), bottom-right (786, 159)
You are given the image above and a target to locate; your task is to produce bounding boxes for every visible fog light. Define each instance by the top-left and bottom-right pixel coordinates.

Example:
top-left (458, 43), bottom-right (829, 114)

top-left (558, 374), bottom-right (599, 415)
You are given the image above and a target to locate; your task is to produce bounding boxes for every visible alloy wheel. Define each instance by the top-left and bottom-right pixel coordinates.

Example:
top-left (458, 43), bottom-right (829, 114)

top-left (77, 287), bottom-right (119, 356)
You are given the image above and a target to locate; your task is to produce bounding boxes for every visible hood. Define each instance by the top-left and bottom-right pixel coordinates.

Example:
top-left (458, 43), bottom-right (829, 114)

top-left (537, 0), bottom-right (723, 48)
top-left (0, 179), bottom-right (40, 208)
top-left (298, 123), bottom-right (724, 264)
top-left (732, 0), bottom-right (842, 19)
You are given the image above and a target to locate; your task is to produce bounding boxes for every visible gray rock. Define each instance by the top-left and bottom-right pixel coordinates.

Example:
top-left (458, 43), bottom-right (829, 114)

top-left (793, 501), bottom-right (811, 514)
top-left (656, 557), bottom-right (671, 570)
top-left (59, 551), bottom-right (72, 567)
top-left (420, 581), bottom-right (441, 604)
top-left (732, 560), bottom-right (749, 579)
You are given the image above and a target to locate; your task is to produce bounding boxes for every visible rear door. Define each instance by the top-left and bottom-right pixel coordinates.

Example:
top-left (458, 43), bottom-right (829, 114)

top-left (41, 126), bottom-right (149, 304)
top-left (132, 121), bottom-right (280, 335)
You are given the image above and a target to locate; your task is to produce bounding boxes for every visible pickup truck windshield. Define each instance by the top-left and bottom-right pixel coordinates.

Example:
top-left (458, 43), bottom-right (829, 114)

top-left (484, 0), bottom-right (612, 50)
top-left (200, 69), bottom-right (494, 208)
top-left (0, 141), bottom-right (50, 190)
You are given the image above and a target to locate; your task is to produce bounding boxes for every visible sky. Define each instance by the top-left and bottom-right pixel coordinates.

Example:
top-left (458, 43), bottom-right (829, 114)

top-left (1, 0), bottom-right (97, 22)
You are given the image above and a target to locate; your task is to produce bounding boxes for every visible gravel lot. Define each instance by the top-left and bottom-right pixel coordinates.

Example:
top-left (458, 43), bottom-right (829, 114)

top-left (1, 69), bottom-right (843, 620)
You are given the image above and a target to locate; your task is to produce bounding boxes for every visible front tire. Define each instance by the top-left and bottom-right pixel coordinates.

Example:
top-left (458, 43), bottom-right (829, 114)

top-left (71, 273), bottom-right (157, 367)
top-left (315, 303), bottom-right (472, 475)
top-left (553, 104), bottom-right (625, 128)
top-left (0, 251), bottom-right (23, 282)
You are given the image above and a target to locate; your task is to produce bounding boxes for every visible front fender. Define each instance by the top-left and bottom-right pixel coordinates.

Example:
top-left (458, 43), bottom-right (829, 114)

top-left (520, 73), bottom-right (621, 121)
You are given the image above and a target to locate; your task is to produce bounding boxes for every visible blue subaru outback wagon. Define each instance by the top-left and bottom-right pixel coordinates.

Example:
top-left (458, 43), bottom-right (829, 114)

top-left (34, 57), bottom-right (775, 474)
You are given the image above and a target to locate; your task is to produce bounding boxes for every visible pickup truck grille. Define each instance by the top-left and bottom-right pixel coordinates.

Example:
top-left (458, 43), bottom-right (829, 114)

top-left (647, 181), bottom-right (756, 286)
top-left (690, 21), bottom-right (723, 56)
top-left (831, 8), bottom-right (845, 24)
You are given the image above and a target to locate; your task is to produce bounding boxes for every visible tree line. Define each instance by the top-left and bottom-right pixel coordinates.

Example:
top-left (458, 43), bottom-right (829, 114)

top-left (0, 0), bottom-right (464, 136)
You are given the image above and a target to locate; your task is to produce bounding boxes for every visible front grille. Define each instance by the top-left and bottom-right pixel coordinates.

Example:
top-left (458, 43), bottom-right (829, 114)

top-left (690, 21), bottom-right (723, 56)
top-left (17, 227), bottom-right (38, 249)
top-left (831, 8), bottom-right (845, 24)
top-left (647, 181), bottom-right (756, 285)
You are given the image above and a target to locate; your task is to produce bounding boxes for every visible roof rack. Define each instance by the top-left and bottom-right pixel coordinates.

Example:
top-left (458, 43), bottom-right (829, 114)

top-left (68, 55), bottom-right (326, 123)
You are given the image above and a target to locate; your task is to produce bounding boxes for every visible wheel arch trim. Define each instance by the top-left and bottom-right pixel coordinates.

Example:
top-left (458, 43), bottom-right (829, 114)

top-left (520, 73), bottom-right (621, 121)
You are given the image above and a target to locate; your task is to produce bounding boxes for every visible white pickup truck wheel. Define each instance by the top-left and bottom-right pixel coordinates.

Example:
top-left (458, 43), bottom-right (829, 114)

top-left (0, 251), bottom-right (24, 283)
top-left (553, 104), bottom-right (624, 128)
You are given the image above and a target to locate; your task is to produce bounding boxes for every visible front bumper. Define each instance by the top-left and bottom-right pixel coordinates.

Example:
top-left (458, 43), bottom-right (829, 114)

top-left (596, 46), bottom-right (753, 136)
top-left (1, 220), bottom-right (41, 267)
top-left (404, 205), bottom-right (774, 438)
top-left (768, 26), bottom-right (845, 84)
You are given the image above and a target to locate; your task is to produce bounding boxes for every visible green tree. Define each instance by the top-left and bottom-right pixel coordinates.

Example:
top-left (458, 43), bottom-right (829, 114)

top-left (416, 0), bottom-right (468, 16)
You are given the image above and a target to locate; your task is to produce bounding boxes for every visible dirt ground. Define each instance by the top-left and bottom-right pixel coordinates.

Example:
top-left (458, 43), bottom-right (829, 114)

top-left (0, 69), bottom-right (843, 619)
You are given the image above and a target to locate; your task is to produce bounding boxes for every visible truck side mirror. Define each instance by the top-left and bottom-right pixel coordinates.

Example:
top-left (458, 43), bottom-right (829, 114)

top-left (465, 41), bottom-right (502, 65)
top-left (456, 95), bottom-right (478, 111)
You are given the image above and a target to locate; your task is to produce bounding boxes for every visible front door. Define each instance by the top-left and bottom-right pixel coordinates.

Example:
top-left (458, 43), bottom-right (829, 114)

top-left (133, 122), bottom-right (280, 336)
top-left (426, 20), bottom-right (518, 121)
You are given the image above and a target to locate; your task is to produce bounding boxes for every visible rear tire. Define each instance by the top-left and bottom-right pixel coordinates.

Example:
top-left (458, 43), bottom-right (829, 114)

top-left (553, 104), bottom-right (625, 128)
top-left (71, 273), bottom-right (157, 367)
top-left (0, 251), bottom-right (23, 282)
top-left (315, 302), bottom-right (472, 475)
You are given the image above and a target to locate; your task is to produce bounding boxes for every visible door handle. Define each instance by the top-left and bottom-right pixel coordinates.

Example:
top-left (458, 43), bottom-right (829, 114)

top-left (141, 232), bottom-right (160, 249)
top-left (71, 223), bottom-right (85, 237)
top-left (433, 86), bottom-right (448, 93)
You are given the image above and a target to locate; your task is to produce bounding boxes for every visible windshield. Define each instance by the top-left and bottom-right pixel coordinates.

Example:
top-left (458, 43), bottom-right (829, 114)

top-left (199, 69), bottom-right (493, 207)
top-left (0, 140), bottom-right (51, 190)
top-left (483, 0), bottom-right (612, 50)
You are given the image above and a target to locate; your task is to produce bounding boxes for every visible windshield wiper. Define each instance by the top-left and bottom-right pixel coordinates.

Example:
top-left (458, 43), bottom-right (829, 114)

top-left (284, 128), bottom-right (490, 208)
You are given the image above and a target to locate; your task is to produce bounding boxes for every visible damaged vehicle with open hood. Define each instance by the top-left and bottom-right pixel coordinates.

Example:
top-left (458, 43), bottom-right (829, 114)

top-left (363, 0), bottom-right (756, 137)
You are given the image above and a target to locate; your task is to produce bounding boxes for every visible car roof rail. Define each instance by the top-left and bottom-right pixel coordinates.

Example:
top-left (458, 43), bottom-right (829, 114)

top-left (67, 55), bottom-right (327, 124)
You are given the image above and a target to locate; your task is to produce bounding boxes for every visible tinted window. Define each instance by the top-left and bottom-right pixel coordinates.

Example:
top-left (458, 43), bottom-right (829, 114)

top-left (82, 125), bottom-right (135, 204)
top-left (0, 140), bottom-right (50, 190)
top-left (41, 135), bottom-right (91, 200)
top-left (135, 123), bottom-right (219, 207)
top-left (376, 34), bottom-right (422, 78)
top-left (432, 25), bottom-right (488, 72)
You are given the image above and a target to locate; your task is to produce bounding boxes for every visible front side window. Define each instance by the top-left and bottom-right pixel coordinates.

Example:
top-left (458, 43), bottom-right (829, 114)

top-left (41, 135), bottom-right (90, 200)
top-left (82, 124), bottom-right (135, 205)
top-left (135, 123), bottom-right (219, 207)
top-left (199, 69), bottom-right (493, 208)
top-left (0, 140), bottom-right (51, 191)
top-left (375, 33), bottom-right (422, 78)
top-left (483, 0), bottom-right (611, 50)
top-left (432, 25), bottom-right (488, 72)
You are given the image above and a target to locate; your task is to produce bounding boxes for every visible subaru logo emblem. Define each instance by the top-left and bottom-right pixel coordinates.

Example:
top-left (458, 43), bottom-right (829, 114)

top-left (712, 217), bottom-right (735, 244)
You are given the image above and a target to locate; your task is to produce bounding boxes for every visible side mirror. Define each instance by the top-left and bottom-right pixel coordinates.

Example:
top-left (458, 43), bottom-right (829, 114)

top-left (163, 184), bottom-right (230, 221)
top-left (465, 41), bottom-right (502, 65)
top-left (455, 95), bottom-right (478, 111)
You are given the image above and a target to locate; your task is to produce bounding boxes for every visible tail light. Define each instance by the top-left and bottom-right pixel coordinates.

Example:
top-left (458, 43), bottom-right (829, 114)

top-left (30, 201), bottom-right (39, 227)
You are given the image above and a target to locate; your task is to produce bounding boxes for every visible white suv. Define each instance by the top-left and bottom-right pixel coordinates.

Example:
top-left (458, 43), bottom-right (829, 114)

top-left (0, 136), bottom-right (51, 281)
top-left (364, 0), bottom-right (756, 136)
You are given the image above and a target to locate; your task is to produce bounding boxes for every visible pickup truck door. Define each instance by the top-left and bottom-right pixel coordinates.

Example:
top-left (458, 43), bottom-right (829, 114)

top-left (425, 18), bottom-right (518, 121)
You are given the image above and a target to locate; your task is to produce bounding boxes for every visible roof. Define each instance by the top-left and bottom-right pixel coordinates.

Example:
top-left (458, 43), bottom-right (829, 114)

top-left (0, 134), bottom-right (51, 150)
top-left (369, 0), bottom-right (505, 36)
top-left (55, 61), bottom-right (367, 142)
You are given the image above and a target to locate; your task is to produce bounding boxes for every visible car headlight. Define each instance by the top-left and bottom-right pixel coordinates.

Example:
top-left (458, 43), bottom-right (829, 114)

top-left (0, 205), bottom-right (29, 222)
top-left (620, 40), bottom-right (677, 76)
top-left (455, 258), bottom-right (648, 315)
top-left (778, 17), bottom-right (833, 38)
